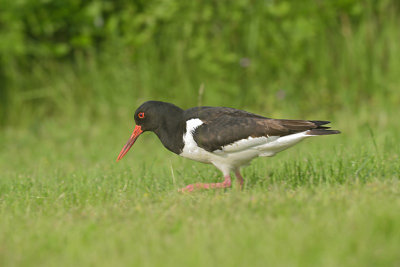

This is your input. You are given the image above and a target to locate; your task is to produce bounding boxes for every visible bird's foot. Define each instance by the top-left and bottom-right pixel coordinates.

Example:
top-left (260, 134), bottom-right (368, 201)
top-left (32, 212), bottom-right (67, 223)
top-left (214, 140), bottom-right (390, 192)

top-left (179, 177), bottom-right (232, 193)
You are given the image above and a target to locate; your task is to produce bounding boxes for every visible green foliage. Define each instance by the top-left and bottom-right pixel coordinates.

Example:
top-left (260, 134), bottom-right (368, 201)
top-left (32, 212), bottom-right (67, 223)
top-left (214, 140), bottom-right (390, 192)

top-left (1, 0), bottom-right (400, 126)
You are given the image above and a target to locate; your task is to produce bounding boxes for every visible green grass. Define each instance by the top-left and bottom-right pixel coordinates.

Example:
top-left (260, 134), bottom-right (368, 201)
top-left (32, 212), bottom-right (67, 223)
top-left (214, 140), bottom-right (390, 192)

top-left (1, 108), bottom-right (399, 267)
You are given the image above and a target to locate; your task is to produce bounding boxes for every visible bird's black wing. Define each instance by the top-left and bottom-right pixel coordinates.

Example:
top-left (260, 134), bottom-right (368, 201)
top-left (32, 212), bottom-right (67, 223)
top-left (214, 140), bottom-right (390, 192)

top-left (190, 111), bottom-right (333, 152)
top-left (184, 106), bottom-right (268, 121)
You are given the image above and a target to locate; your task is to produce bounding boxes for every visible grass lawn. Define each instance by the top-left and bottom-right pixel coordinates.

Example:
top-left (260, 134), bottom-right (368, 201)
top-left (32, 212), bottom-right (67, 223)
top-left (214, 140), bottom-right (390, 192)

top-left (0, 109), bottom-right (399, 267)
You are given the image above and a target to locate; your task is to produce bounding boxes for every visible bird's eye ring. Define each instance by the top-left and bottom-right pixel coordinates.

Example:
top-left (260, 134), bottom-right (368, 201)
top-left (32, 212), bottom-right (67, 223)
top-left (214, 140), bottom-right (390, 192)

top-left (138, 112), bottom-right (145, 119)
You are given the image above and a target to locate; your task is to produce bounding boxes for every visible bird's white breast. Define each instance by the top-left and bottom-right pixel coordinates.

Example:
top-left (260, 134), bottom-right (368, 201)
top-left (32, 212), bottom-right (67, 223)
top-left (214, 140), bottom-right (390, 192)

top-left (180, 119), bottom-right (211, 163)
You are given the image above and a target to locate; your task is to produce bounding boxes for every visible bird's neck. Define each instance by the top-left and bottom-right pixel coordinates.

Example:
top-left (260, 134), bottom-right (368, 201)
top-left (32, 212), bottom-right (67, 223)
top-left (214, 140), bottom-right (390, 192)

top-left (153, 116), bottom-right (186, 155)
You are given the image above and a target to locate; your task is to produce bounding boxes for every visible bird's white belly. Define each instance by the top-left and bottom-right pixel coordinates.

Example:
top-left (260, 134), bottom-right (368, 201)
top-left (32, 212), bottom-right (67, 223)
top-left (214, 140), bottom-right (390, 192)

top-left (180, 142), bottom-right (259, 174)
top-left (180, 144), bottom-right (213, 164)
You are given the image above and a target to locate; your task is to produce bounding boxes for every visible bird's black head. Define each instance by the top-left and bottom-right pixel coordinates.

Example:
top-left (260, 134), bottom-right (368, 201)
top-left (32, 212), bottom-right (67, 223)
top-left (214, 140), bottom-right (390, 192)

top-left (117, 101), bottom-right (184, 161)
top-left (133, 101), bottom-right (183, 132)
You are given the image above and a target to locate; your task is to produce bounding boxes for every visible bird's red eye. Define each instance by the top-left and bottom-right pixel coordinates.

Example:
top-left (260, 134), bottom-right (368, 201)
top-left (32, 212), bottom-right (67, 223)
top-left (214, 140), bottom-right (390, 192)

top-left (138, 112), bottom-right (145, 119)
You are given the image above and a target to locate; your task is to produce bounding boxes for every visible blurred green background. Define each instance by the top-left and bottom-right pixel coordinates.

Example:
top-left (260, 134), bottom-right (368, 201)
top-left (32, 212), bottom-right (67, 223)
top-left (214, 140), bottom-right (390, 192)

top-left (1, 0), bottom-right (399, 127)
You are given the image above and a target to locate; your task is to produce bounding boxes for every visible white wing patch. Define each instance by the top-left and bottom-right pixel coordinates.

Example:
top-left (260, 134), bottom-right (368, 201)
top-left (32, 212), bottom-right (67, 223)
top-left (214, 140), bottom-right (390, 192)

top-left (215, 136), bottom-right (270, 153)
top-left (257, 131), bottom-right (311, 156)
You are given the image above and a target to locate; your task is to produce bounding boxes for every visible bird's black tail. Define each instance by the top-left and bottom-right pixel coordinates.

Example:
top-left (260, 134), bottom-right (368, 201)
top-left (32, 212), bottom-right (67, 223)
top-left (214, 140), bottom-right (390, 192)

top-left (307, 120), bottom-right (341, 135)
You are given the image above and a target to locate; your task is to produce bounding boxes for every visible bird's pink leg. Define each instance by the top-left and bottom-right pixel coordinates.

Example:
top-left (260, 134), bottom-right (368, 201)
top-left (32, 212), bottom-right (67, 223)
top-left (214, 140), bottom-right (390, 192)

top-left (235, 169), bottom-right (244, 190)
top-left (180, 175), bottom-right (232, 192)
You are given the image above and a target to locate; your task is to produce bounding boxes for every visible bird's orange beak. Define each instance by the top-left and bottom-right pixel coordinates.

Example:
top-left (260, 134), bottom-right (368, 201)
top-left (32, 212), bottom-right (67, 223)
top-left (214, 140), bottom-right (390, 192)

top-left (117, 125), bottom-right (143, 161)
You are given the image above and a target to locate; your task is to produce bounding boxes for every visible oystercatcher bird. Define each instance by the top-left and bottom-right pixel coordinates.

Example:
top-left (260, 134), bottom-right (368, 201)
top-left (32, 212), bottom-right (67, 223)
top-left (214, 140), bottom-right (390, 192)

top-left (117, 101), bottom-right (340, 192)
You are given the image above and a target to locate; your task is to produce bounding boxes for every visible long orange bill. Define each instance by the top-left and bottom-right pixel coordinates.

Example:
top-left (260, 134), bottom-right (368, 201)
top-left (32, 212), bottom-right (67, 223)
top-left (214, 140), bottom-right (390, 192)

top-left (117, 125), bottom-right (143, 161)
